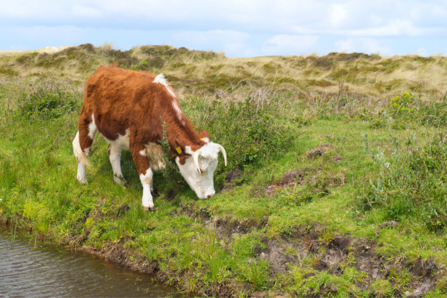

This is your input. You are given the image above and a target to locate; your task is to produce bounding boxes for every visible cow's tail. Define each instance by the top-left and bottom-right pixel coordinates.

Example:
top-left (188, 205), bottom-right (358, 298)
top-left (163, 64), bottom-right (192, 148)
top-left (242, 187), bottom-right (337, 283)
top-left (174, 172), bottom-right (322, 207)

top-left (73, 131), bottom-right (91, 166)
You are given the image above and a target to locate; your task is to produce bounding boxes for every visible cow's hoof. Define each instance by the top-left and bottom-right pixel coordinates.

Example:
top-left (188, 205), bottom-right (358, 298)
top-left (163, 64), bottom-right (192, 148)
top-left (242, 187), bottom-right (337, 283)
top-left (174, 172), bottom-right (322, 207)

top-left (143, 206), bottom-right (155, 213)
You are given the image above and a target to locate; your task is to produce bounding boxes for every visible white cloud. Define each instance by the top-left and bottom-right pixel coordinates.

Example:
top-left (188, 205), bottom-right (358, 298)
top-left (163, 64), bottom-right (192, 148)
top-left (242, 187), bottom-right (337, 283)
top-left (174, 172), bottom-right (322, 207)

top-left (330, 4), bottom-right (347, 27)
top-left (72, 4), bottom-right (102, 18)
top-left (262, 34), bottom-right (319, 55)
top-left (2, 1), bottom-right (447, 56)
top-left (173, 30), bottom-right (250, 56)
top-left (416, 47), bottom-right (427, 56)
top-left (335, 38), bottom-right (390, 54)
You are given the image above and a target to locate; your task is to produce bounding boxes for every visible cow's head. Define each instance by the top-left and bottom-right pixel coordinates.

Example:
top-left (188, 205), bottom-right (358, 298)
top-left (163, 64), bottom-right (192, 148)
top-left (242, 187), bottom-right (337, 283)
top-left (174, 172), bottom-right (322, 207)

top-left (175, 130), bottom-right (227, 199)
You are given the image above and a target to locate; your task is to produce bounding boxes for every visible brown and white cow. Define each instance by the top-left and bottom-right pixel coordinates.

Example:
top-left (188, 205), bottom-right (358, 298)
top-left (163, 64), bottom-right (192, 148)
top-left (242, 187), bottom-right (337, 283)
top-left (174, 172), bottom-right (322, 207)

top-left (72, 64), bottom-right (227, 212)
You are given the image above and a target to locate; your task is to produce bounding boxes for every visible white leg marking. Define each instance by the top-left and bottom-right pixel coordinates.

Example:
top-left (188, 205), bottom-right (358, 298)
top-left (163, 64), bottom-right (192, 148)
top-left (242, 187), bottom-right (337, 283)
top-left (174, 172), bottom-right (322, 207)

top-left (73, 131), bottom-right (89, 183)
top-left (77, 162), bottom-right (88, 184)
top-left (109, 145), bottom-right (125, 185)
top-left (88, 114), bottom-right (97, 139)
top-left (140, 168), bottom-right (154, 209)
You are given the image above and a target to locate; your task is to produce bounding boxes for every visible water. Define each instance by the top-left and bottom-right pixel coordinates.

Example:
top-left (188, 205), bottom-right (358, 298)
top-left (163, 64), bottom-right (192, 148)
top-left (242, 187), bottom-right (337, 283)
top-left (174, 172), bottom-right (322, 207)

top-left (0, 225), bottom-right (185, 298)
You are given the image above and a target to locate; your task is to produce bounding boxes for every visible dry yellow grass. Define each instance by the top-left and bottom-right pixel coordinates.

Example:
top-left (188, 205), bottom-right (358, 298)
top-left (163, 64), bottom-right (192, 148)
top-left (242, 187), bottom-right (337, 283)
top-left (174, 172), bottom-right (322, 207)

top-left (1, 44), bottom-right (447, 99)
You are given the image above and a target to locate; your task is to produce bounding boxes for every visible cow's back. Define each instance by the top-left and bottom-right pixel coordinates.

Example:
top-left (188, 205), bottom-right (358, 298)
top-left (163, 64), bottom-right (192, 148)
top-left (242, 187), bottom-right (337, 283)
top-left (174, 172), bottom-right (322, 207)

top-left (81, 65), bottom-right (162, 141)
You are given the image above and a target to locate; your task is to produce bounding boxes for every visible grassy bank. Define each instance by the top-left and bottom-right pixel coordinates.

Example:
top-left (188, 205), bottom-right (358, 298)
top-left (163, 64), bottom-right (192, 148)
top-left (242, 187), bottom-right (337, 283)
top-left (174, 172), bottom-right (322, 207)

top-left (1, 44), bottom-right (447, 297)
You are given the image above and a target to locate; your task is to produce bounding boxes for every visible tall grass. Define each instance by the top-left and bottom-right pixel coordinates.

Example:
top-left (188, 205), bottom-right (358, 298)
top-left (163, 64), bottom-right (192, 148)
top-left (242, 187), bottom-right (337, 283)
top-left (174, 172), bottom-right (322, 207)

top-left (358, 128), bottom-right (447, 231)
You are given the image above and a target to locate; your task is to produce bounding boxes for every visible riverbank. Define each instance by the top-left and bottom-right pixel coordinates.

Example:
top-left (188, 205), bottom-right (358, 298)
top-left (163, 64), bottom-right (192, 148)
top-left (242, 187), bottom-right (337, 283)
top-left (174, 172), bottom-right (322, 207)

top-left (1, 45), bottom-right (447, 297)
top-left (0, 222), bottom-right (183, 297)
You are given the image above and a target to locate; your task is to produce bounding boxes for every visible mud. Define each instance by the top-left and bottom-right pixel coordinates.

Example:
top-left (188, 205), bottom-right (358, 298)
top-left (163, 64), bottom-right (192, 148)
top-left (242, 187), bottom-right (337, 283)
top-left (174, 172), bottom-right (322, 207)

top-left (262, 166), bottom-right (345, 198)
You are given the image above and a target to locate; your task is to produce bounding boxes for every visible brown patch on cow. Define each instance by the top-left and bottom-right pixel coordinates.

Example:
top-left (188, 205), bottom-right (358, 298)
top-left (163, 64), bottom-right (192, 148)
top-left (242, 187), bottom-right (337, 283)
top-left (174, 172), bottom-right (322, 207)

top-left (177, 155), bottom-right (186, 165)
top-left (199, 129), bottom-right (210, 141)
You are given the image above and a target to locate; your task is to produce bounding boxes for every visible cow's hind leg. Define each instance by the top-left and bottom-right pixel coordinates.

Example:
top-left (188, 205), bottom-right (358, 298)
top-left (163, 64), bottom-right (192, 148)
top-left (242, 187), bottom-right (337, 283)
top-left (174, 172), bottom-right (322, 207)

top-left (108, 144), bottom-right (126, 185)
top-left (130, 143), bottom-right (154, 212)
top-left (73, 113), bottom-right (97, 184)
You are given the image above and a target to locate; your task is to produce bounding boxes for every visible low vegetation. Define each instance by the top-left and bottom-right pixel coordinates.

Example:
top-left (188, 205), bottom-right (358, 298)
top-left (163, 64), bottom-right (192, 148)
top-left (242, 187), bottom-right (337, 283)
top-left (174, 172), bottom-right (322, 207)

top-left (1, 44), bottom-right (447, 297)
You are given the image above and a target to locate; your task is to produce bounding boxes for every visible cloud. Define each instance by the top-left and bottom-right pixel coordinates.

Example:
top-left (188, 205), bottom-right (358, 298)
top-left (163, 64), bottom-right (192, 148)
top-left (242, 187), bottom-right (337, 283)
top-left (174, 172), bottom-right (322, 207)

top-left (2, 1), bottom-right (447, 56)
top-left (72, 4), bottom-right (102, 18)
top-left (262, 34), bottom-right (319, 55)
top-left (173, 30), bottom-right (250, 56)
top-left (335, 38), bottom-right (390, 54)
top-left (330, 4), bottom-right (347, 27)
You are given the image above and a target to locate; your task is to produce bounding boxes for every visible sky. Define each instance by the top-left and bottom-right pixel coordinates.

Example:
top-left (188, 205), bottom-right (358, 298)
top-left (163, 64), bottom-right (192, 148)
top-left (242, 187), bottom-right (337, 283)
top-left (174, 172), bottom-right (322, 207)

top-left (2, 0), bottom-right (447, 57)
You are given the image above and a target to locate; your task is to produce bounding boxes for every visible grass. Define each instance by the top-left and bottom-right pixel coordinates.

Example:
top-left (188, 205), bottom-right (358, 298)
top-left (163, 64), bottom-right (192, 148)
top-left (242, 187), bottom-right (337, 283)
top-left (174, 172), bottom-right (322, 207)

top-left (2, 44), bottom-right (447, 297)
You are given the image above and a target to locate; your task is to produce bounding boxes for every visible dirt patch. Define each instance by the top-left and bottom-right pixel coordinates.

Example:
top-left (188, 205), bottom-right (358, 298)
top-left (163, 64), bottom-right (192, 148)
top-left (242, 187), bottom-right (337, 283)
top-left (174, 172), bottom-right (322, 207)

top-left (332, 155), bottom-right (343, 162)
top-left (262, 168), bottom-right (309, 196)
top-left (279, 169), bottom-right (306, 186)
top-left (306, 143), bottom-right (337, 158)
top-left (175, 201), bottom-right (267, 240)
top-left (261, 166), bottom-right (346, 197)
top-left (225, 169), bottom-right (243, 183)
top-left (220, 169), bottom-right (244, 192)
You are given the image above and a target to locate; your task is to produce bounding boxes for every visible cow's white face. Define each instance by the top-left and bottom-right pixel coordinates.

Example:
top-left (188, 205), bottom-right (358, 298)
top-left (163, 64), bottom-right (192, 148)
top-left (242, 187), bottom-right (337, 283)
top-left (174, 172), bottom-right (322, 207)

top-left (176, 142), bottom-right (222, 199)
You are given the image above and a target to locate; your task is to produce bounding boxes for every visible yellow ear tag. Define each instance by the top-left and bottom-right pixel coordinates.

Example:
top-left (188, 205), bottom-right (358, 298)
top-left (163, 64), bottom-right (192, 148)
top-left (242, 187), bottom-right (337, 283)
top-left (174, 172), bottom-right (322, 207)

top-left (200, 138), bottom-right (205, 141)
top-left (176, 147), bottom-right (182, 154)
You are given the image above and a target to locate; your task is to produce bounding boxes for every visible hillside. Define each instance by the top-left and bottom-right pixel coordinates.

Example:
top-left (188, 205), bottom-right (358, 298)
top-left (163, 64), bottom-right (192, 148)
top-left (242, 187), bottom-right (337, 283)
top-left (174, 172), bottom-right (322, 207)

top-left (1, 44), bottom-right (447, 297)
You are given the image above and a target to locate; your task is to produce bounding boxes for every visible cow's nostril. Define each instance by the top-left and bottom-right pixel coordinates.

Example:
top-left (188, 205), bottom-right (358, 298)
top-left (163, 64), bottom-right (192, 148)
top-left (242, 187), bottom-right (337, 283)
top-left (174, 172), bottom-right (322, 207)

top-left (207, 194), bottom-right (213, 199)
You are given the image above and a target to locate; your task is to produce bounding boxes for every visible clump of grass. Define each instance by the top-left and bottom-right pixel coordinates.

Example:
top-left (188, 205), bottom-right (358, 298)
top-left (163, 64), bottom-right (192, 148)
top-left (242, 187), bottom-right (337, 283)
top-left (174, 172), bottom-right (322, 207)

top-left (0, 67), bottom-right (18, 77)
top-left (358, 130), bottom-right (447, 231)
top-left (16, 86), bottom-right (80, 120)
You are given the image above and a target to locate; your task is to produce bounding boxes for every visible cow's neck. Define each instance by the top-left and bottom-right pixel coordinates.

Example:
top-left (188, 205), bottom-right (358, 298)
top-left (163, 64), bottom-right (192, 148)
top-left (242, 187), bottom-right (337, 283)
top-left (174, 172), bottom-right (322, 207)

top-left (162, 113), bottom-right (201, 150)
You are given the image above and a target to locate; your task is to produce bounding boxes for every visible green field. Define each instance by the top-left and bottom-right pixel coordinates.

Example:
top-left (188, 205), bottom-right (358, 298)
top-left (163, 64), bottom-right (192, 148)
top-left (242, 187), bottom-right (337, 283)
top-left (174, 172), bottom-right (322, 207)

top-left (1, 44), bottom-right (447, 297)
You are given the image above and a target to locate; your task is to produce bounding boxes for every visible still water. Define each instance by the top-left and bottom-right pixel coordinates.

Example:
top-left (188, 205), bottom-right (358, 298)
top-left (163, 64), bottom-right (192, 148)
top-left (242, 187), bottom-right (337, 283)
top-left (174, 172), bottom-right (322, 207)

top-left (0, 226), bottom-right (185, 298)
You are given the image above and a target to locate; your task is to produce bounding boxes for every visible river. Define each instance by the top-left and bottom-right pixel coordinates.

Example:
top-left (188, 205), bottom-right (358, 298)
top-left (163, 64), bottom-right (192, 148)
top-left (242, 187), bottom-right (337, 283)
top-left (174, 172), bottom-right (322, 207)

top-left (0, 225), bottom-right (185, 297)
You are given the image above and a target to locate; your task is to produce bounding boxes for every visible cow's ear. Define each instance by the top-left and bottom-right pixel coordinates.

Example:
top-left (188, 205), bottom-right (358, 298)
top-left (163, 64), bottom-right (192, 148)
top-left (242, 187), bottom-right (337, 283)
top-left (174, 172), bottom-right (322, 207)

top-left (200, 130), bottom-right (210, 143)
top-left (174, 139), bottom-right (185, 155)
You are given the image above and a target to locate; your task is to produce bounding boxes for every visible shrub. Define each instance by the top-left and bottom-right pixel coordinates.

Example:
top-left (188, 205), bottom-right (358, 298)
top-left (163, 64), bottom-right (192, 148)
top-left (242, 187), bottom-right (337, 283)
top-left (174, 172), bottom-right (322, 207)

top-left (16, 87), bottom-right (79, 120)
top-left (190, 96), bottom-right (291, 170)
top-left (158, 93), bottom-right (293, 191)
top-left (358, 131), bottom-right (447, 231)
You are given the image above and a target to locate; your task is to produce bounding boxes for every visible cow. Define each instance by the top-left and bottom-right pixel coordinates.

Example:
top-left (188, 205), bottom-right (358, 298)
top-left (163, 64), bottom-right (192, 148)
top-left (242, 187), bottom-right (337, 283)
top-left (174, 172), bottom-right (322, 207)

top-left (72, 64), bottom-right (227, 212)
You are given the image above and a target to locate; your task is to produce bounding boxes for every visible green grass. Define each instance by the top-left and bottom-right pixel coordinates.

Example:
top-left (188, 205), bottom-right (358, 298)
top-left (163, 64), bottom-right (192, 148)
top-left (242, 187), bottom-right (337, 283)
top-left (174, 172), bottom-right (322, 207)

top-left (2, 49), bottom-right (447, 297)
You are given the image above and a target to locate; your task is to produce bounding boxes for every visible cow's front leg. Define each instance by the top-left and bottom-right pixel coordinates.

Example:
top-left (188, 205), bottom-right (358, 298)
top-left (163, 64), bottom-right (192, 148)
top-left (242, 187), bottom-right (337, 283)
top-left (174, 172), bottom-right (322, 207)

top-left (140, 168), bottom-right (154, 212)
top-left (108, 144), bottom-right (126, 186)
top-left (130, 144), bottom-right (155, 212)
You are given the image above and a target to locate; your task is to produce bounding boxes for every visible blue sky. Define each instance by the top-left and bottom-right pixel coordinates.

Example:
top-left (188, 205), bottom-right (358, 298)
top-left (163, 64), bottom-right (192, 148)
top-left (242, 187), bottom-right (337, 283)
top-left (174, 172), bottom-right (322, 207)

top-left (2, 1), bottom-right (447, 57)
